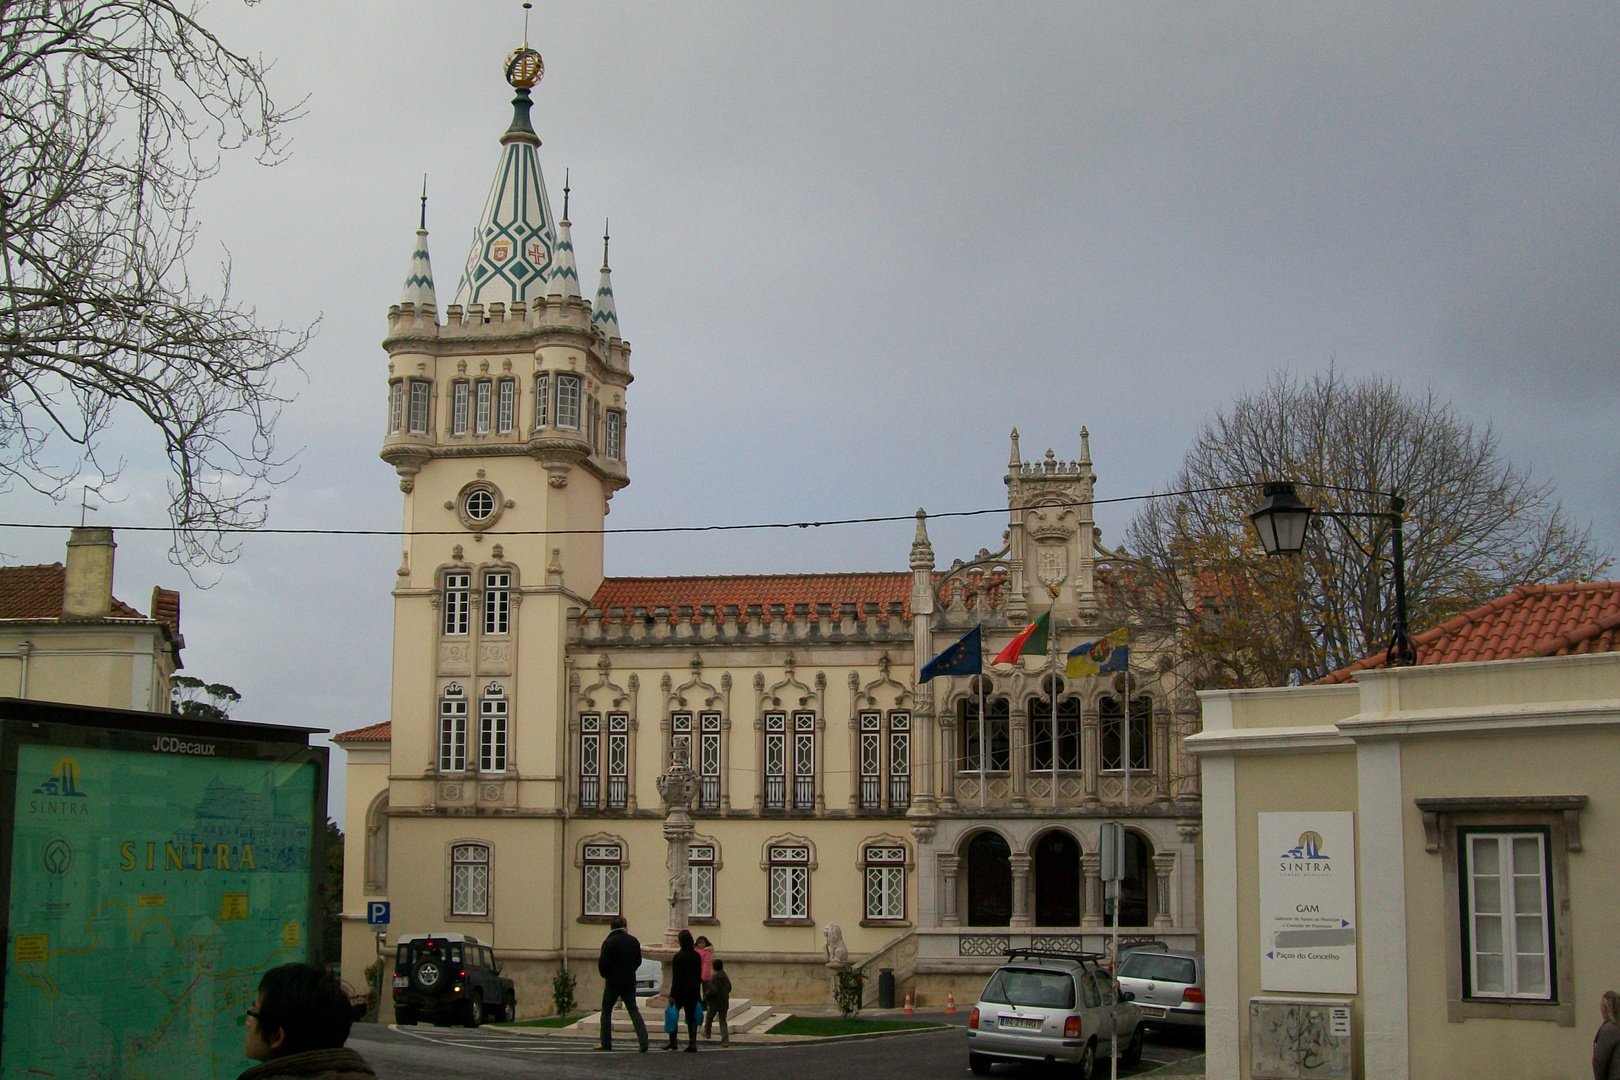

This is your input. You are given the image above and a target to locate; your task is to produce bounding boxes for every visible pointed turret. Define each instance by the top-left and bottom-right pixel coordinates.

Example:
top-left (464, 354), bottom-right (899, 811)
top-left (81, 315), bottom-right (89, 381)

top-left (910, 508), bottom-right (935, 571)
top-left (1009, 427), bottom-right (1022, 469)
top-left (592, 222), bottom-right (621, 340)
top-left (452, 44), bottom-right (558, 310)
top-left (547, 170), bottom-right (581, 302)
top-left (400, 179), bottom-right (438, 315)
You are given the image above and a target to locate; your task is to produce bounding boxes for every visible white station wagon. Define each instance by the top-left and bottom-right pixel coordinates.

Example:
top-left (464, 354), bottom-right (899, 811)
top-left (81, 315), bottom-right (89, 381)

top-left (967, 949), bottom-right (1143, 1076)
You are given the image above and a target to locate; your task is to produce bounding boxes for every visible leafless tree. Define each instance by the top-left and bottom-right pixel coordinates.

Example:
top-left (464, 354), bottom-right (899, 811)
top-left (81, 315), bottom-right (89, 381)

top-left (0, 1), bottom-right (311, 565)
top-left (1125, 369), bottom-right (1610, 688)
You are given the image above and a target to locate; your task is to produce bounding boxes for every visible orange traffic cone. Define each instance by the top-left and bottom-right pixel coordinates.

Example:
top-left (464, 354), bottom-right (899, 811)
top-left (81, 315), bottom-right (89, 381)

top-left (903, 993), bottom-right (914, 1015)
top-left (945, 992), bottom-right (957, 1015)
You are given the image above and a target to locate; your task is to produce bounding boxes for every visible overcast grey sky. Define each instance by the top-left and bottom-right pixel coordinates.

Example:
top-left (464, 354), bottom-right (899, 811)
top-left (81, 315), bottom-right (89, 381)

top-left (4, 2), bottom-right (1617, 826)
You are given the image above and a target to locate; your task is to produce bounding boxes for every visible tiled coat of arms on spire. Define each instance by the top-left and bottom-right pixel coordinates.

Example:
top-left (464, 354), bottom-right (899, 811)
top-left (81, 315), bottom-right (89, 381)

top-left (453, 48), bottom-right (557, 308)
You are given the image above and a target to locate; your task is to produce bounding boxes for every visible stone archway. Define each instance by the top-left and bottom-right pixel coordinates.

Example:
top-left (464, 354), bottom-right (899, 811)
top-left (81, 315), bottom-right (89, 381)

top-left (1119, 830), bottom-right (1156, 927)
top-left (1033, 830), bottom-right (1081, 927)
top-left (966, 831), bottom-right (1012, 927)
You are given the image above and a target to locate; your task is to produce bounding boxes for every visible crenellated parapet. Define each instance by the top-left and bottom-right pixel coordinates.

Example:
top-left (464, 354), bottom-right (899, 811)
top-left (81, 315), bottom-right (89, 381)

top-left (570, 602), bottom-right (915, 648)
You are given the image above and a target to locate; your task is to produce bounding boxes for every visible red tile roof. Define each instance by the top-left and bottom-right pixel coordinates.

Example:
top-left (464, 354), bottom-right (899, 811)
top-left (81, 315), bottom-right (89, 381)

top-left (333, 721), bottom-right (391, 743)
top-left (1317, 582), bottom-right (1620, 685)
top-left (587, 573), bottom-right (914, 622)
top-left (0, 563), bottom-right (147, 621)
top-left (149, 587), bottom-right (181, 634)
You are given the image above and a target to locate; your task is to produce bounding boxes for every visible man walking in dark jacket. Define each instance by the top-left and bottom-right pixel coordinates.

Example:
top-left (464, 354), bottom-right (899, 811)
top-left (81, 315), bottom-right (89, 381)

top-left (597, 917), bottom-right (649, 1052)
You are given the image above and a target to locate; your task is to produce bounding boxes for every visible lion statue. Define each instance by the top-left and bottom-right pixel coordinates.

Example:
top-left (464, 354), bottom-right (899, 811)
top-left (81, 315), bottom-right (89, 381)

top-left (823, 923), bottom-right (849, 964)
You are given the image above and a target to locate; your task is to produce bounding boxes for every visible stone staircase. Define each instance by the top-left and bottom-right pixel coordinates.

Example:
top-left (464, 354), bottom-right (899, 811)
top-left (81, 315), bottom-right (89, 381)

top-left (575, 997), bottom-right (784, 1037)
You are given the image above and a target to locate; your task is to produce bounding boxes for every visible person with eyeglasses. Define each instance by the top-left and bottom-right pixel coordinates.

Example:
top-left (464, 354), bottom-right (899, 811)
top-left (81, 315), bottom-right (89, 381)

top-left (239, 963), bottom-right (374, 1079)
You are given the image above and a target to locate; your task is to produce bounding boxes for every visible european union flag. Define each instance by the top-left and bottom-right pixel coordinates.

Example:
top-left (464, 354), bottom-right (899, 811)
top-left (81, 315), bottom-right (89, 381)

top-left (920, 626), bottom-right (983, 683)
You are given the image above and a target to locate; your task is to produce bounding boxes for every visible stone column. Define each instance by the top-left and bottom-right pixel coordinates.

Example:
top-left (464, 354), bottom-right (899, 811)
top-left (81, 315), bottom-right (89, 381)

top-left (913, 700), bottom-right (937, 813)
top-left (814, 714), bottom-right (827, 814)
top-left (625, 711), bottom-right (641, 814)
top-left (1009, 708), bottom-right (1028, 807)
top-left (1154, 701), bottom-right (1172, 805)
top-left (940, 712), bottom-right (958, 809)
top-left (1153, 851), bottom-right (1177, 928)
top-left (1082, 706), bottom-right (1100, 807)
top-left (1081, 852), bottom-right (1103, 928)
top-left (939, 854), bottom-right (961, 927)
top-left (1009, 853), bottom-right (1033, 927)
top-left (719, 717), bottom-right (733, 814)
top-left (657, 745), bottom-right (699, 949)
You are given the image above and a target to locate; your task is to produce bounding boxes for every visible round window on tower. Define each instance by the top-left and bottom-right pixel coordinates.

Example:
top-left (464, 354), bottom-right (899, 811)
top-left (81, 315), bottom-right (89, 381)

top-left (453, 480), bottom-right (507, 531)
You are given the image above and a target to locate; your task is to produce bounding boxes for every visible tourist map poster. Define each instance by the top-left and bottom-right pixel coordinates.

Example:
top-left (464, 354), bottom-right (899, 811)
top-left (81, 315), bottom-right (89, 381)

top-left (2, 741), bottom-right (319, 1079)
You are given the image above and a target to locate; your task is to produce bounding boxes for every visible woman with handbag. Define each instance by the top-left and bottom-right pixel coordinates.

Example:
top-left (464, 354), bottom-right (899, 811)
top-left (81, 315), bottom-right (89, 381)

top-left (667, 930), bottom-right (704, 1052)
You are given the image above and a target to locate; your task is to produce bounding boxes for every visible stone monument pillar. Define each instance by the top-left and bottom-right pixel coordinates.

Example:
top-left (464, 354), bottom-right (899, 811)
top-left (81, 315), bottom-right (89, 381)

top-left (658, 743), bottom-right (700, 949)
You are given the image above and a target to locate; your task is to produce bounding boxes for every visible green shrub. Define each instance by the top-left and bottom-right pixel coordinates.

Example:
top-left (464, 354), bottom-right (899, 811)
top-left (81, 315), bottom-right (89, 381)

top-left (833, 968), bottom-right (864, 1018)
top-left (552, 967), bottom-right (577, 1017)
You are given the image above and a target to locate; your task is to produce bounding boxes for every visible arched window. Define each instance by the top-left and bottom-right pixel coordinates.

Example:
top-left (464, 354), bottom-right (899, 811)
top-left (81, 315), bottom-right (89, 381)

top-left (862, 843), bottom-right (907, 922)
top-left (960, 696), bottom-right (1011, 772)
top-left (689, 843), bottom-right (716, 919)
top-left (555, 374), bottom-right (581, 429)
top-left (474, 379), bottom-right (492, 434)
top-left (534, 372), bottom-right (550, 429)
top-left (406, 380), bottom-right (431, 434)
top-left (966, 831), bottom-right (1012, 927)
top-left (578, 713), bottom-right (600, 809)
top-left (387, 381), bottom-right (404, 434)
top-left (1099, 695), bottom-right (1152, 772)
top-left (496, 377), bottom-right (516, 433)
top-left (583, 842), bottom-right (623, 917)
top-left (1029, 678), bottom-right (1082, 772)
top-left (442, 572), bottom-right (471, 636)
top-left (1119, 831), bottom-right (1155, 927)
top-left (450, 842), bottom-right (489, 916)
top-left (767, 843), bottom-right (812, 921)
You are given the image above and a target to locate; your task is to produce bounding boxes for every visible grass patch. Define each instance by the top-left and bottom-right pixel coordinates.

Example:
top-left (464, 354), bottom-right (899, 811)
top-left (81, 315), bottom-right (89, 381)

top-left (496, 1013), bottom-right (584, 1028)
top-left (768, 1015), bottom-right (946, 1037)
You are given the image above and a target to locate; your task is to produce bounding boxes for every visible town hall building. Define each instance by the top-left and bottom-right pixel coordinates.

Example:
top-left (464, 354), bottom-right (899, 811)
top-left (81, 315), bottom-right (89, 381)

top-left (337, 39), bottom-right (1204, 1015)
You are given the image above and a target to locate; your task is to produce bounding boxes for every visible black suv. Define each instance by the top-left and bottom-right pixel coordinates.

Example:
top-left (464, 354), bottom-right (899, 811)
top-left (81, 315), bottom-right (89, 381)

top-left (392, 933), bottom-right (516, 1027)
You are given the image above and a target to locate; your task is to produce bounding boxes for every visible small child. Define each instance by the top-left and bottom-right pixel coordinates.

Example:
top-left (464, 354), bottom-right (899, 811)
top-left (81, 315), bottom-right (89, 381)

top-left (703, 958), bottom-right (732, 1047)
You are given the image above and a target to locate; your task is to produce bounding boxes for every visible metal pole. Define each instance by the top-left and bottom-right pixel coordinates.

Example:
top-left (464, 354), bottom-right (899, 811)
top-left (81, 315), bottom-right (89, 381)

top-left (1122, 669), bottom-right (1131, 813)
top-left (978, 668), bottom-right (987, 810)
top-left (1051, 638), bottom-right (1059, 808)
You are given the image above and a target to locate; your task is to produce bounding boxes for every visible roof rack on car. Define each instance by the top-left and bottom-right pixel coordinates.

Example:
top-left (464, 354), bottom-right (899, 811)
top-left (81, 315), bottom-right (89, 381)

top-left (1005, 948), bottom-right (1108, 966)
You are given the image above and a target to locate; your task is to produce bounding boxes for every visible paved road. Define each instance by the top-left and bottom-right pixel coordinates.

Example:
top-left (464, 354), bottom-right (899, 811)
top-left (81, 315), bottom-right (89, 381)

top-left (347, 1019), bottom-right (1205, 1079)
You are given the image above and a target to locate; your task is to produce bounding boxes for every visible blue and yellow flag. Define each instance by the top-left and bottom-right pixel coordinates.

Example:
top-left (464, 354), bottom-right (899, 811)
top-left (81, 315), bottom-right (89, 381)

top-left (921, 626), bottom-right (983, 683)
top-left (1065, 626), bottom-right (1130, 678)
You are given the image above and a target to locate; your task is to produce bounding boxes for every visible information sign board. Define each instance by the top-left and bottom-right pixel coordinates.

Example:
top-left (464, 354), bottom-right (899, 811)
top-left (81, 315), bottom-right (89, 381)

top-left (1258, 811), bottom-right (1357, 993)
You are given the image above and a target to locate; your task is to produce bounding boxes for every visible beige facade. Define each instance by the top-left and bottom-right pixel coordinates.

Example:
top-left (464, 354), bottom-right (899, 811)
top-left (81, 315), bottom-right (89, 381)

top-left (1190, 652), bottom-right (1620, 1080)
top-left (0, 528), bottom-right (181, 713)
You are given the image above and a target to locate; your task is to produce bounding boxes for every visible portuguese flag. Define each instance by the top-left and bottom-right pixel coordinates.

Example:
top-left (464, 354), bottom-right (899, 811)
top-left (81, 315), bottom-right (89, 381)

top-left (992, 611), bottom-right (1050, 666)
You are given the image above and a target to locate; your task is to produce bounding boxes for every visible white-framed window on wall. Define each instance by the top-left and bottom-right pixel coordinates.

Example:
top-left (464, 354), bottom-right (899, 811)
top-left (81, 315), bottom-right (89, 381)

top-left (864, 845), bottom-right (906, 922)
top-left (605, 409), bottom-right (622, 460)
top-left (763, 712), bottom-right (786, 810)
top-left (407, 380), bottom-right (431, 435)
top-left (1100, 695), bottom-right (1152, 772)
top-left (859, 712), bottom-right (882, 810)
top-left (387, 382), bottom-right (404, 433)
top-left (607, 713), bottom-right (629, 809)
top-left (792, 712), bottom-right (816, 810)
top-left (450, 842), bottom-right (490, 916)
top-left (583, 843), bottom-right (623, 917)
top-left (767, 845), bottom-right (810, 920)
top-left (443, 572), bottom-right (471, 636)
top-left (888, 712), bottom-right (911, 809)
top-left (483, 571), bottom-right (511, 636)
top-left (497, 377), bottom-right (516, 433)
top-left (1465, 830), bottom-right (1553, 1000)
top-left (479, 685), bottom-right (507, 772)
top-left (534, 372), bottom-right (549, 429)
top-left (670, 712), bottom-right (693, 766)
top-left (474, 379), bottom-right (492, 434)
top-left (556, 374), bottom-right (581, 430)
top-left (451, 380), bottom-right (470, 435)
top-left (579, 714), bottom-right (600, 809)
top-left (698, 712), bottom-right (721, 810)
top-left (689, 844), bottom-right (716, 919)
top-left (439, 685), bottom-right (467, 772)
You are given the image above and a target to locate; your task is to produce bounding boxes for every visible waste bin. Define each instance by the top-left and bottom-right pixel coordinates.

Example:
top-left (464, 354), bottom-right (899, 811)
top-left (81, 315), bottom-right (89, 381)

top-left (878, 968), bottom-right (896, 1010)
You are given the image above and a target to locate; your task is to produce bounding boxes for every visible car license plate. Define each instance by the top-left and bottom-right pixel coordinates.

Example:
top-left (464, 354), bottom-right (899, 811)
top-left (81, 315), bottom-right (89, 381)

top-left (392, 976), bottom-right (408, 988)
top-left (999, 1016), bottom-right (1043, 1030)
top-left (1139, 1006), bottom-right (1166, 1018)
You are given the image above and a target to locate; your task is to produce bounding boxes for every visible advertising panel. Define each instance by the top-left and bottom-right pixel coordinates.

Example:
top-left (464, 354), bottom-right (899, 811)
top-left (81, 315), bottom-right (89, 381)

top-left (0, 709), bottom-right (324, 1080)
top-left (1259, 811), bottom-right (1357, 994)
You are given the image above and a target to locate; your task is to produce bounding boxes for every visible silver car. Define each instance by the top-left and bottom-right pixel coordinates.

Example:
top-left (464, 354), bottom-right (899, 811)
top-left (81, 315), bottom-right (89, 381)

top-left (968, 951), bottom-right (1143, 1076)
top-left (1114, 949), bottom-right (1204, 1031)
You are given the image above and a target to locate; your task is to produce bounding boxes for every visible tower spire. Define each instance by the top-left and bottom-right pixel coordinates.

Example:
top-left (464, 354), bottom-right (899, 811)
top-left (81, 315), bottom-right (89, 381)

top-left (401, 181), bottom-right (437, 315)
top-left (547, 168), bottom-right (581, 301)
top-left (592, 219), bottom-right (621, 339)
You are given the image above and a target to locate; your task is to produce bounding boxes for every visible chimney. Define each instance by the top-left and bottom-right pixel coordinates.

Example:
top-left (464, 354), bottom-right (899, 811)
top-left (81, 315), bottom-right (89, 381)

top-left (62, 527), bottom-right (116, 620)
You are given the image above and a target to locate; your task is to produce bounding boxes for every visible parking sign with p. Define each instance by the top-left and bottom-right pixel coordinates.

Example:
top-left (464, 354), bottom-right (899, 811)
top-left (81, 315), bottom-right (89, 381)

top-left (366, 901), bottom-right (390, 926)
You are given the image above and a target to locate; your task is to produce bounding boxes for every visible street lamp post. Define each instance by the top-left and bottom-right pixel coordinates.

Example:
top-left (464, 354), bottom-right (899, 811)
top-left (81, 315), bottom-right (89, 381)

top-left (1248, 481), bottom-right (1416, 667)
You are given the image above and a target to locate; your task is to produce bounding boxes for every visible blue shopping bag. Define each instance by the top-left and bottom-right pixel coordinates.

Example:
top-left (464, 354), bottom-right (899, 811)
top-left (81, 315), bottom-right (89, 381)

top-left (664, 1002), bottom-right (679, 1034)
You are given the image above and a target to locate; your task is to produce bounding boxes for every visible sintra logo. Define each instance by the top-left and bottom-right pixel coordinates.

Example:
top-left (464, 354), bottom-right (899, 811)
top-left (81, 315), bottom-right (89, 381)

top-left (32, 758), bottom-right (86, 798)
top-left (1279, 831), bottom-right (1331, 874)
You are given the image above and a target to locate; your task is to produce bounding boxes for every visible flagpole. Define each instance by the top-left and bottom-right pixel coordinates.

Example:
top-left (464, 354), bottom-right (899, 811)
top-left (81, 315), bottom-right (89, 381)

top-left (1123, 664), bottom-right (1131, 815)
top-left (1050, 621), bottom-right (1058, 809)
top-left (977, 662), bottom-right (986, 810)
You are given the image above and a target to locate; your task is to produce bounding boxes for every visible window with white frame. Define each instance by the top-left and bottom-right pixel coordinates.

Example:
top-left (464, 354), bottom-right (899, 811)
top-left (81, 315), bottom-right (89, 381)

top-left (1465, 830), bottom-right (1553, 1000)
top-left (1100, 695), bottom-right (1152, 772)
top-left (605, 409), bottom-right (622, 460)
top-left (556, 374), bottom-right (581, 430)
top-left (579, 714), bottom-right (600, 809)
top-left (864, 845), bottom-right (906, 921)
top-left (607, 713), bottom-right (629, 809)
top-left (483, 571), bottom-right (511, 635)
top-left (764, 712), bottom-right (786, 810)
top-left (451, 843), bottom-right (489, 915)
top-left (793, 711), bottom-right (816, 810)
top-left (689, 844), bottom-right (715, 919)
top-left (497, 378), bottom-right (516, 433)
top-left (698, 713), bottom-right (721, 810)
top-left (583, 843), bottom-right (623, 917)
top-left (388, 382), bottom-right (404, 433)
top-left (439, 685), bottom-right (467, 772)
top-left (586, 393), bottom-right (599, 450)
top-left (859, 712), bottom-right (882, 809)
top-left (479, 685), bottom-right (507, 772)
top-left (443, 572), bottom-right (471, 636)
top-left (889, 712), bottom-right (911, 809)
top-left (407, 380), bottom-right (431, 435)
top-left (451, 380), bottom-right (470, 435)
top-left (534, 372), bottom-right (549, 428)
top-left (670, 712), bottom-right (692, 767)
top-left (474, 379), bottom-right (492, 434)
top-left (768, 844), bottom-right (810, 920)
